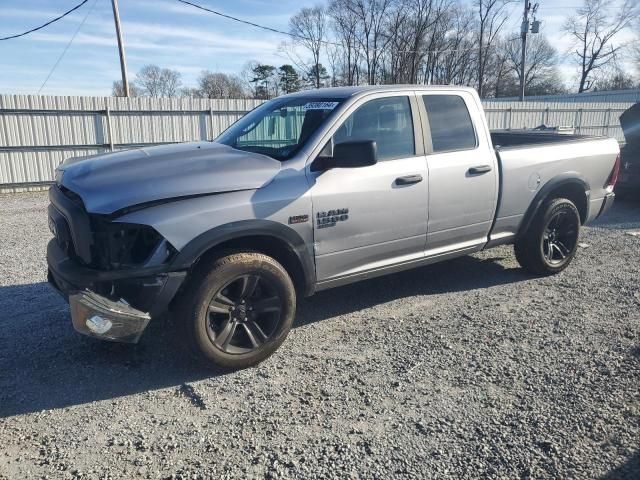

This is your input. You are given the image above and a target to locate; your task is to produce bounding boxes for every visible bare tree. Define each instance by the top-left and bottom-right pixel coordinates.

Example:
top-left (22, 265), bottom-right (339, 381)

top-left (386, 0), bottom-right (449, 84)
top-left (427, 5), bottom-right (477, 86)
top-left (289, 6), bottom-right (328, 88)
top-left (111, 80), bottom-right (141, 97)
top-left (134, 65), bottom-right (182, 97)
top-left (595, 61), bottom-right (637, 91)
top-left (240, 61), bottom-right (260, 97)
top-left (503, 34), bottom-right (561, 95)
top-left (180, 87), bottom-right (200, 98)
top-left (564, 0), bottom-right (638, 93)
top-left (475, 0), bottom-right (511, 97)
top-left (196, 71), bottom-right (246, 98)
top-left (488, 37), bottom-right (513, 97)
top-left (291, 0), bottom-right (573, 94)
top-left (343, 0), bottom-right (396, 85)
top-left (328, 0), bottom-right (362, 85)
top-left (324, 44), bottom-right (341, 86)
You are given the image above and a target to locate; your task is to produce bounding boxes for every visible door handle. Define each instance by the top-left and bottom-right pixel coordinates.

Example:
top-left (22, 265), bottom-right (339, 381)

top-left (395, 174), bottom-right (423, 186)
top-left (468, 165), bottom-right (492, 175)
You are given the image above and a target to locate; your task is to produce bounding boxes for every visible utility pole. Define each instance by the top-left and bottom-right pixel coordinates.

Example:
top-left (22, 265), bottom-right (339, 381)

top-left (519, 1), bottom-right (530, 102)
top-left (111, 0), bottom-right (130, 97)
top-left (519, 1), bottom-right (540, 102)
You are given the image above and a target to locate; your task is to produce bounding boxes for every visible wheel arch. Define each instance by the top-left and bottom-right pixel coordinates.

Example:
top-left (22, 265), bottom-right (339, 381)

top-left (170, 220), bottom-right (316, 297)
top-left (516, 174), bottom-right (590, 240)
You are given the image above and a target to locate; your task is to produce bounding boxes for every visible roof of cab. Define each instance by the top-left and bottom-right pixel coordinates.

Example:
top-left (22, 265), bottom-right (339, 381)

top-left (281, 84), bottom-right (477, 100)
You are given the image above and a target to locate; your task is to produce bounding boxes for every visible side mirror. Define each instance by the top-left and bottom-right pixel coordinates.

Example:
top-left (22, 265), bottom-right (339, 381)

top-left (314, 140), bottom-right (377, 171)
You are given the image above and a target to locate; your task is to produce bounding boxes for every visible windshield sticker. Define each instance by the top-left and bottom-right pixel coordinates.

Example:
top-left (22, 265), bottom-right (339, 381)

top-left (303, 101), bottom-right (339, 110)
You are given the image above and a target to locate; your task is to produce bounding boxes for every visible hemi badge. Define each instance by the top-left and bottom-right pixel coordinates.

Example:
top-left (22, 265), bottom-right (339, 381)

top-left (288, 215), bottom-right (309, 224)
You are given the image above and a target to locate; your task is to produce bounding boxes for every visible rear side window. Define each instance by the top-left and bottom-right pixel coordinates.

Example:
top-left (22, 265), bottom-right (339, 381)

top-left (422, 95), bottom-right (477, 153)
top-left (333, 96), bottom-right (415, 161)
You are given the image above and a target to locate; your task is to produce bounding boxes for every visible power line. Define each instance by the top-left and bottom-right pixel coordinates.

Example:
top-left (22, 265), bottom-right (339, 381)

top-left (38, 0), bottom-right (99, 94)
top-left (0, 0), bottom-right (90, 41)
top-left (175, 0), bottom-right (338, 45)
top-left (176, 0), bottom-right (489, 55)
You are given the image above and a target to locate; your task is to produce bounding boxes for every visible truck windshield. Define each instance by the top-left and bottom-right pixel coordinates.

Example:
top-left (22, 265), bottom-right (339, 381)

top-left (216, 97), bottom-right (344, 161)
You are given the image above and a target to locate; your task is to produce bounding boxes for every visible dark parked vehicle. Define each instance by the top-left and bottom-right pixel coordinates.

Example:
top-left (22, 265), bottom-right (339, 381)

top-left (617, 103), bottom-right (640, 198)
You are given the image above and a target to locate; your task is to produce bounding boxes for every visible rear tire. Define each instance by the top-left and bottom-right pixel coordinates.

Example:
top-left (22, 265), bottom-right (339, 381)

top-left (514, 198), bottom-right (581, 275)
top-left (177, 252), bottom-right (296, 370)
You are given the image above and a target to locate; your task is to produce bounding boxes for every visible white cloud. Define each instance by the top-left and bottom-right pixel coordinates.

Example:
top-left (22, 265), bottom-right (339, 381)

top-left (25, 22), bottom-right (281, 55)
top-left (121, 22), bottom-right (281, 52)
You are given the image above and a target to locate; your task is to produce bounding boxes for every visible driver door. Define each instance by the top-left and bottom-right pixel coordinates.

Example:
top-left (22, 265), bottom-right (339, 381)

top-left (308, 94), bottom-right (428, 282)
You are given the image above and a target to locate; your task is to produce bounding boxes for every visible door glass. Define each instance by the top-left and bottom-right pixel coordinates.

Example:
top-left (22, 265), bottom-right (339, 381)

top-left (422, 95), bottom-right (477, 153)
top-left (334, 96), bottom-right (414, 161)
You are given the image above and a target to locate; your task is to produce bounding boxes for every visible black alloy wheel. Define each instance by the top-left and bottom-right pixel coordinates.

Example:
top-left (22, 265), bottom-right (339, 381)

top-left (178, 252), bottom-right (296, 369)
top-left (514, 197), bottom-right (581, 275)
top-left (541, 209), bottom-right (579, 266)
top-left (206, 274), bottom-right (283, 354)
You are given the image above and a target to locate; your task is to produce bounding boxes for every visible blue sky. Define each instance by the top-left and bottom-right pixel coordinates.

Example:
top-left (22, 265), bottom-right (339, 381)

top-left (0, 0), bottom-right (634, 96)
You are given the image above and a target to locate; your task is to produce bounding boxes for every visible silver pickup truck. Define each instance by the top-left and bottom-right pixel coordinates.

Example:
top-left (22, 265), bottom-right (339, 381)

top-left (47, 85), bottom-right (620, 369)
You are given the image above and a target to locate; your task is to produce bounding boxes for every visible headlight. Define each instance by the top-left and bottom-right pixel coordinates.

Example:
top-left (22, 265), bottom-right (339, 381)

top-left (91, 220), bottom-right (176, 270)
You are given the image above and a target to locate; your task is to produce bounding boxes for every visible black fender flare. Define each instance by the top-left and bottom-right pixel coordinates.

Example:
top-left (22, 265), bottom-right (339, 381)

top-left (516, 174), bottom-right (590, 240)
top-left (170, 219), bottom-right (316, 296)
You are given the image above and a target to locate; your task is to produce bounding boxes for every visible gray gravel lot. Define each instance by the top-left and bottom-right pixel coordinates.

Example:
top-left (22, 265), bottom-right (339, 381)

top-left (0, 191), bottom-right (639, 479)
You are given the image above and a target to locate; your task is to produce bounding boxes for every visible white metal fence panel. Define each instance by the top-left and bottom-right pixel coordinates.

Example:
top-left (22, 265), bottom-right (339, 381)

top-left (0, 94), bottom-right (634, 191)
top-left (481, 100), bottom-right (634, 142)
top-left (483, 89), bottom-right (640, 103)
top-left (0, 95), bottom-right (263, 189)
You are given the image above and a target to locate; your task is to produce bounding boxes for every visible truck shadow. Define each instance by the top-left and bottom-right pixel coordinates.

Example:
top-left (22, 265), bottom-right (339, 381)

top-left (294, 253), bottom-right (529, 328)
top-left (601, 451), bottom-right (640, 480)
top-left (600, 346), bottom-right (640, 479)
top-left (0, 254), bottom-right (529, 418)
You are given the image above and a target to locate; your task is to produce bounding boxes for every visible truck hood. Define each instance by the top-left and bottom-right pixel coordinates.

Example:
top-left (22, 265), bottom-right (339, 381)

top-left (58, 142), bottom-right (281, 214)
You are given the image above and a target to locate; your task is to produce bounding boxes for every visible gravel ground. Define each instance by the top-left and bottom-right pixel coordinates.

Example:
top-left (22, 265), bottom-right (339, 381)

top-left (0, 191), bottom-right (638, 480)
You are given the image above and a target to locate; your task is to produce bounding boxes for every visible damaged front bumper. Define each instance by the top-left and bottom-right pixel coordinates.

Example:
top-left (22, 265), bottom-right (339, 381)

top-left (47, 239), bottom-right (186, 343)
top-left (69, 290), bottom-right (151, 343)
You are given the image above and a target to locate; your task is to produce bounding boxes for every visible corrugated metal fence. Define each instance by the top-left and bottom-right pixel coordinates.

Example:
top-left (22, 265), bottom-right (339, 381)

top-left (482, 100), bottom-right (633, 141)
top-left (484, 89), bottom-right (640, 104)
top-left (0, 94), bottom-right (634, 191)
top-left (0, 95), bottom-right (262, 191)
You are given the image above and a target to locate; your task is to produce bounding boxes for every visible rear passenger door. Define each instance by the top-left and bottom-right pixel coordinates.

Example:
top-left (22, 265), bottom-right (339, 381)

top-left (419, 92), bottom-right (499, 253)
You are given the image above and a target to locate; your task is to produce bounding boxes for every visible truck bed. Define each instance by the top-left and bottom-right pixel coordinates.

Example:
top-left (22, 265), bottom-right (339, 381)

top-left (490, 130), bottom-right (596, 149)
top-left (489, 133), bottom-right (619, 246)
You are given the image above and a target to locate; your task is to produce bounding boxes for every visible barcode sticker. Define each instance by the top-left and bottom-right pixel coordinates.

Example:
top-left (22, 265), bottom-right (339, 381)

top-left (303, 101), bottom-right (339, 110)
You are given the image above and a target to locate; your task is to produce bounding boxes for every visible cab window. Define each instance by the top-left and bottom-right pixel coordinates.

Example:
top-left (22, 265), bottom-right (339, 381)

top-left (333, 96), bottom-right (415, 161)
top-left (422, 95), bottom-right (477, 153)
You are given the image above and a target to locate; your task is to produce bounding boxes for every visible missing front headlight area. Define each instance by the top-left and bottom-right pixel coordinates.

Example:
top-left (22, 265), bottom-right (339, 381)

top-left (48, 255), bottom-right (186, 320)
top-left (89, 220), bottom-right (177, 270)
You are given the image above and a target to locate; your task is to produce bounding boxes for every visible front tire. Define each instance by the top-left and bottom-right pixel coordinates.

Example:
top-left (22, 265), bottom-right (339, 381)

top-left (178, 252), bottom-right (296, 370)
top-left (515, 198), bottom-right (581, 275)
